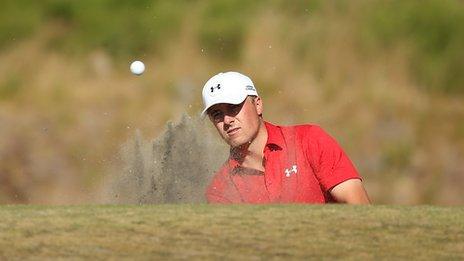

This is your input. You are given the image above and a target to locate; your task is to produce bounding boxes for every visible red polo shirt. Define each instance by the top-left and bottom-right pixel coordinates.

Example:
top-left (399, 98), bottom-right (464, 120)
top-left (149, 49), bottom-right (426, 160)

top-left (206, 121), bottom-right (361, 204)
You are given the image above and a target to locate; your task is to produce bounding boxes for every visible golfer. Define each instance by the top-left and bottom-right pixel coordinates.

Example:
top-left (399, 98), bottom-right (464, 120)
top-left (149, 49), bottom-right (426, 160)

top-left (202, 72), bottom-right (370, 204)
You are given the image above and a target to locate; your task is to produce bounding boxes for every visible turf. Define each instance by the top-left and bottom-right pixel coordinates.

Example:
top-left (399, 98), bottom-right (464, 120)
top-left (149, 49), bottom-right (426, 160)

top-left (0, 205), bottom-right (462, 259)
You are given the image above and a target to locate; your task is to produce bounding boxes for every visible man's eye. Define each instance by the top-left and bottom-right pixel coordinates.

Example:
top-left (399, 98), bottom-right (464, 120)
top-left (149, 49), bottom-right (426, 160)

top-left (211, 112), bottom-right (222, 119)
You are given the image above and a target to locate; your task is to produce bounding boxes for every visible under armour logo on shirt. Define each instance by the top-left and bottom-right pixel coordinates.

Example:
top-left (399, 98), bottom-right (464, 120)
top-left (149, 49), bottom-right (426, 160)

top-left (284, 165), bottom-right (298, 177)
top-left (210, 83), bottom-right (221, 93)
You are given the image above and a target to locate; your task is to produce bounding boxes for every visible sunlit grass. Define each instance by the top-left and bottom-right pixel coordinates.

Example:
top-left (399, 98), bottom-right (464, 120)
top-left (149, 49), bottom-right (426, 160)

top-left (0, 205), bottom-right (462, 259)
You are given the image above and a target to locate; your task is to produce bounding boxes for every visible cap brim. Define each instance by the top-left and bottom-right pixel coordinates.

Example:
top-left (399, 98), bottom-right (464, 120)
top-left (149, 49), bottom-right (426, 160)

top-left (200, 94), bottom-right (248, 118)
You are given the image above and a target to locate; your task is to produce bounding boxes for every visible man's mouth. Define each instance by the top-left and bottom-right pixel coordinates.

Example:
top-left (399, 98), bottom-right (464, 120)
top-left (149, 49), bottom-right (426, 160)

top-left (227, 127), bottom-right (240, 136)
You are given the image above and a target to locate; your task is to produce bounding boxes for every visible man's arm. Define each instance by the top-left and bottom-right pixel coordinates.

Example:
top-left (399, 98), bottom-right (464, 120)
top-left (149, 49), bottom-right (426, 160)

top-left (302, 125), bottom-right (370, 204)
top-left (329, 179), bottom-right (370, 204)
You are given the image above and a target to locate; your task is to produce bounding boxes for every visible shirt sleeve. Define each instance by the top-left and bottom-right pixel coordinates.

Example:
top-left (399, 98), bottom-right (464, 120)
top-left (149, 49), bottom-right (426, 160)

top-left (303, 125), bottom-right (362, 192)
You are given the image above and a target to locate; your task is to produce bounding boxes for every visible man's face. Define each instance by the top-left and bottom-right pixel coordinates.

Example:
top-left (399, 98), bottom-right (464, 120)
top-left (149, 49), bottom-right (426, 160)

top-left (207, 96), bottom-right (263, 148)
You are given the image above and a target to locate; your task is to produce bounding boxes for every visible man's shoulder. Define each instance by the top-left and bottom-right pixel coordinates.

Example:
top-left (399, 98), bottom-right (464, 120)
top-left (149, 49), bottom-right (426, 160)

top-left (267, 122), bottom-right (334, 147)
top-left (271, 122), bottom-right (327, 136)
top-left (210, 159), bottom-right (235, 181)
top-left (206, 161), bottom-right (229, 188)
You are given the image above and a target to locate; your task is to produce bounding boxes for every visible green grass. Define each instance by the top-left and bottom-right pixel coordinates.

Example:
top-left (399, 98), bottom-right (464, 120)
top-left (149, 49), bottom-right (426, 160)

top-left (0, 205), bottom-right (462, 259)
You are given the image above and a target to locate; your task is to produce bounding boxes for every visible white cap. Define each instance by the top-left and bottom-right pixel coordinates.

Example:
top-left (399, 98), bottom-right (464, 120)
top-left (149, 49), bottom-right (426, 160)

top-left (201, 71), bottom-right (258, 116)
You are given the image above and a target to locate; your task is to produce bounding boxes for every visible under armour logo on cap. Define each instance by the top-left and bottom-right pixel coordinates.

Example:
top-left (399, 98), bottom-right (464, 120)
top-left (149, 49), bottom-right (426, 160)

top-left (210, 83), bottom-right (221, 93)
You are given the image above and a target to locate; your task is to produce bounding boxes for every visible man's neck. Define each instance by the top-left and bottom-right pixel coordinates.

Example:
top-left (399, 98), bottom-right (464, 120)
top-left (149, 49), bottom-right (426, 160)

top-left (231, 120), bottom-right (268, 171)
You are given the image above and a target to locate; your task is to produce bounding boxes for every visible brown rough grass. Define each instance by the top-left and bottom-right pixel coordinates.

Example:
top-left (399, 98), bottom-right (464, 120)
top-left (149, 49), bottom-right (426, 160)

top-left (0, 3), bottom-right (463, 204)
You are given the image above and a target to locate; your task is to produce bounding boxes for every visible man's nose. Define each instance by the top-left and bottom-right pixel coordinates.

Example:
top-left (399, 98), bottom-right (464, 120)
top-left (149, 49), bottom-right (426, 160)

top-left (223, 114), bottom-right (235, 125)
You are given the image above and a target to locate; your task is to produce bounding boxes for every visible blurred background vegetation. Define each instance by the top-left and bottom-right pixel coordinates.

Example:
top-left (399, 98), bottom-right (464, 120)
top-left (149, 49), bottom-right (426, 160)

top-left (0, 0), bottom-right (463, 204)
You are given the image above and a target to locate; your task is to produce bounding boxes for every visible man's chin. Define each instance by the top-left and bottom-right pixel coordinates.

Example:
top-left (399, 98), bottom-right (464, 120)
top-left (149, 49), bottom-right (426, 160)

top-left (227, 138), bottom-right (248, 148)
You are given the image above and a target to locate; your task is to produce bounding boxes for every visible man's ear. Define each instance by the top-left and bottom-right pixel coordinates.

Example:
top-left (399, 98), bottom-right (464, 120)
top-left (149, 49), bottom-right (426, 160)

top-left (254, 96), bottom-right (263, 116)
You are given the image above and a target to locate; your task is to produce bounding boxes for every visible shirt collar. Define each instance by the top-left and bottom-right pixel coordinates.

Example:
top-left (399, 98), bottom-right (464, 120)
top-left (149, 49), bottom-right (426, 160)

top-left (264, 121), bottom-right (285, 150)
top-left (228, 121), bottom-right (285, 167)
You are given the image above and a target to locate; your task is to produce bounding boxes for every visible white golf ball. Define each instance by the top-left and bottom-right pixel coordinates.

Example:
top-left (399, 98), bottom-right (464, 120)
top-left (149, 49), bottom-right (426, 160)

top-left (130, 60), bottom-right (145, 75)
